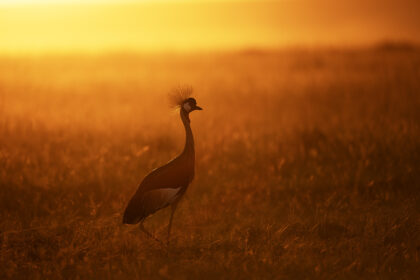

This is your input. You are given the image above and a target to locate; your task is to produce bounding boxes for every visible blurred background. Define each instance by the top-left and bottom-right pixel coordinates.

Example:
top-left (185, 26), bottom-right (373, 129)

top-left (0, 0), bottom-right (419, 279)
top-left (1, 0), bottom-right (420, 53)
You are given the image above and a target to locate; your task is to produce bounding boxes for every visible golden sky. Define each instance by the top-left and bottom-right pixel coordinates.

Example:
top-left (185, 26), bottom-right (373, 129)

top-left (0, 0), bottom-right (419, 53)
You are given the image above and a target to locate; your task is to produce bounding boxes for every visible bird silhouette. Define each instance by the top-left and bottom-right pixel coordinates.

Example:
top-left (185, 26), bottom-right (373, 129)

top-left (123, 87), bottom-right (202, 244)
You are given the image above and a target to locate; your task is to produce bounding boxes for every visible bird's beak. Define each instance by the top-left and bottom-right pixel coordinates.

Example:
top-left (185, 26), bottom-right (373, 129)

top-left (195, 105), bottom-right (203, 110)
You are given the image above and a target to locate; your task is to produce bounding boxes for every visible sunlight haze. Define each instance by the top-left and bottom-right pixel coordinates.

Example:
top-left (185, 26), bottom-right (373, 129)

top-left (0, 0), bottom-right (419, 53)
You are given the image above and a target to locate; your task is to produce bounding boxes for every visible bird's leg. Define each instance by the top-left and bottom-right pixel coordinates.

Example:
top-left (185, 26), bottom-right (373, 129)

top-left (167, 203), bottom-right (178, 245)
top-left (139, 221), bottom-right (163, 244)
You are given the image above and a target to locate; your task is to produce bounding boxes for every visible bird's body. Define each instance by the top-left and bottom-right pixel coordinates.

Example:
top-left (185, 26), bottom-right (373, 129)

top-left (122, 118), bottom-right (195, 224)
top-left (123, 92), bottom-right (202, 242)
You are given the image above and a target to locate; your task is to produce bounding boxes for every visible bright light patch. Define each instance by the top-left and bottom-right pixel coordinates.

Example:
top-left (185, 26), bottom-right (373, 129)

top-left (0, 0), bottom-right (143, 5)
top-left (0, 0), bottom-right (419, 53)
top-left (0, 0), bottom-right (246, 5)
top-left (0, 0), bottom-right (86, 4)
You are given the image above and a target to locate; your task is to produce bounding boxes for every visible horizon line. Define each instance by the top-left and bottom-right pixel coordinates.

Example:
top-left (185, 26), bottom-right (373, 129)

top-left (0, 41), bottom-right (418, 57)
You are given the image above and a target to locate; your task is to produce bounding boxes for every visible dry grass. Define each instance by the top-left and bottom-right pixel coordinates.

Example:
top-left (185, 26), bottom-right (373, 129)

top-left (0, 49), bottom-right (419, 279)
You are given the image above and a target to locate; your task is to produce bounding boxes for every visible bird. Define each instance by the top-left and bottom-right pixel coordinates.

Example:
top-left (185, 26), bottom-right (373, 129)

top-left (123, 86), bottom-right (202, 244)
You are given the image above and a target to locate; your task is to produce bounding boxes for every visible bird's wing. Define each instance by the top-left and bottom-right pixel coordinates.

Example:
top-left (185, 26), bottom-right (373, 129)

top-left (141, 187), bottom-right (182, 212)
top-left (123, 187), bottom-right (182, 223)
top-left (123, 156), bottom-right (193, 224)
top-left (138, 156), bottom-right (192, 193)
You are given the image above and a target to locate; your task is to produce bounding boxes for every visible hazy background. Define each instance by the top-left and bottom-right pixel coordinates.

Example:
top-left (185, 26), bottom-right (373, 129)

top-left (1, 0), bottom-right (420, 53)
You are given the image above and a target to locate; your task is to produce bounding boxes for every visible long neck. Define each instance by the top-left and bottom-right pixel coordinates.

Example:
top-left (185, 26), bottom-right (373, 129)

top-left (180, 109), bottom-right (194, 155)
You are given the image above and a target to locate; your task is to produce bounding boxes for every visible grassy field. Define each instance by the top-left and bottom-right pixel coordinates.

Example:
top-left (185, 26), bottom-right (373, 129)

top-left (0, 49), bottom-right (419, 279)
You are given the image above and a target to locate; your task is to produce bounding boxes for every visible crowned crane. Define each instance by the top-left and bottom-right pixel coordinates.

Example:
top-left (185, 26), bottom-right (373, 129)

top-left (123, 87), bottom-right (202, 244)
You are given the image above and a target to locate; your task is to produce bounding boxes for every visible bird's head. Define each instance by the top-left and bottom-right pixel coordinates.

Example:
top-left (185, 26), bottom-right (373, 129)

top-left (181, 97), bottom-right (202, 113)
top-left (169, 85), bottom-right (203, 121)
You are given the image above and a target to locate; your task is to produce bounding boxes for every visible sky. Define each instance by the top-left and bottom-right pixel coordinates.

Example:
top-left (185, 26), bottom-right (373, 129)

top-left (0, 0), bottom-right (419, 53)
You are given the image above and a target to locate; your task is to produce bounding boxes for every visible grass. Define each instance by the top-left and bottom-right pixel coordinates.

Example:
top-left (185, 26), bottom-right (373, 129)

top-left (0, 49), bottom-right (419, 279)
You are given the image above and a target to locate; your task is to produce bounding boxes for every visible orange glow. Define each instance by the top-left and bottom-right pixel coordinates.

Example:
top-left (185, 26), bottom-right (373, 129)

top-left (1, 2), bottom-right (420, 279)
top-left (0, 0), bottom-right (419, 53)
